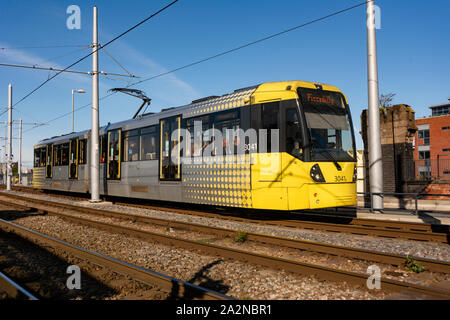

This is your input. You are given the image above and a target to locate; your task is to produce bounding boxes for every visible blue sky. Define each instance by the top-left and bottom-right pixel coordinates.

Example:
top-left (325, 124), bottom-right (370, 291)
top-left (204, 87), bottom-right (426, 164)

top-left (0, 0), bottom-right (449, 166)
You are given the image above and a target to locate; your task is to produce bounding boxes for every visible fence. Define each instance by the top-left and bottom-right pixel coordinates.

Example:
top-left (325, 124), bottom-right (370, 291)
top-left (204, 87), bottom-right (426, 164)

top-left (357, 191), bottom-right (450, 214)
top-left (406, 159), bottom-right (450, 181)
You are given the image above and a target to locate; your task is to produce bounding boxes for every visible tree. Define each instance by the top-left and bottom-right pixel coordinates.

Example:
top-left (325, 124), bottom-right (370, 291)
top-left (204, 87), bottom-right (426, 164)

top-left (380, 93), bottom-right (396, 108)
top-left (11, 162), bottom-right (18, 176)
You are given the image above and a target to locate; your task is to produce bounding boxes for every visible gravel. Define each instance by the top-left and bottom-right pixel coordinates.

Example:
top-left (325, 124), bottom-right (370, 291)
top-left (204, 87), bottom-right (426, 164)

top-left (5, 190), bottom-right (448, 262)
top-left (0, 226), bottom-right (169, 300)
top-left (2, 209), bottom-right (387, 300)
top-left (1, 189), bottom-right (449, 299)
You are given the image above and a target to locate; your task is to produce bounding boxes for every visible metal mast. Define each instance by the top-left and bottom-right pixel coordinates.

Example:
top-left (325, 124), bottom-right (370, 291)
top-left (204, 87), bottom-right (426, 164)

top-left (7, 84), bottom-right (12, 191)
top-left (18, 119), bottom-right (22, 184)
top-left (90, 6), bottom-right (101, 202)
top-left (366, 0), bottom-right (383, 211)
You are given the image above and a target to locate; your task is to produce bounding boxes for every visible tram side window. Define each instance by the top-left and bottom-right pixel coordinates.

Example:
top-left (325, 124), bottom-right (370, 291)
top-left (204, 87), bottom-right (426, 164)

top-left (61, 143), bottom-right (70, 165)
top-left (261, 102), bottom-right (279, 152)
top-left (34, 149), bottom-right (40, 167)
top-left (123, 129), bottom-right (140, 162)
top-left (78, 139), bottom-right (87, 165)
top-left (34, 148), bottom-right (46, 167)
top-left (141, 126), bottom-right (157, 160)
top-left (54, 145), bottom-right (61, 166)
top-left (100, 135), bottom-right (107, 163)
top-left (39, 148), bottom-right (46, 167)
top-left (160, 117), bottom-right (181, 180)
top-left (185, 115), bottom-right (209, 157)
top-left (212, 111), bottom-right (241, 156)
top-left (285, 107), bottom-right (303, 159)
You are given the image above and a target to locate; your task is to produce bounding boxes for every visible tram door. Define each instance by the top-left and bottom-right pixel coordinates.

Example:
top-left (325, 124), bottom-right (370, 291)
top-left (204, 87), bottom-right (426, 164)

top-left (69, 139), bottom-right (78, 179)
top-left (46, 144), bottom-right (53, 178)
top-left (107, 129), bottom-right (121, 180)
top-left (159, 116), bottom-right (181, 181)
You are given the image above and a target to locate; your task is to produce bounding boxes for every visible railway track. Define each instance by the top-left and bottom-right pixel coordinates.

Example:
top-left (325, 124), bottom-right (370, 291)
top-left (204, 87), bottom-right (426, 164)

top-left (1, 192), bottom-right (450, 299)
top-left (4, 187), bottom-right (450, 243)
top-left (0, 270), bottom-right (38, 300)
top-left (0, 192), bottom-right (449, 274)
top-left (0, 216), bottom-right (231, 300)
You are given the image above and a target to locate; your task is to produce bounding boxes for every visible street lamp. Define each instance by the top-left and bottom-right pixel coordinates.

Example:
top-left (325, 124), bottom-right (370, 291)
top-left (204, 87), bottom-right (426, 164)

top-left (72, 89), bottom-right (86, 132)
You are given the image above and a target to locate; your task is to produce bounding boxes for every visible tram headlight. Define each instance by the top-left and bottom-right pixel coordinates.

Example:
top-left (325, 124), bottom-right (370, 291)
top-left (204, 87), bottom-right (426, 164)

top-left (310, 164), bottom-right (325, 183)
top-left (353, 165), bottom-right (357, 182)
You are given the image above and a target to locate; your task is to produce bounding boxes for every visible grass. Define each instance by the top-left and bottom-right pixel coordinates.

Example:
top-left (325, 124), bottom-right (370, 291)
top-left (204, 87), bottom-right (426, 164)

top-left (404, 256), bottom-right (425, 273)
top-left (234, 231), bottom-right (248, 243)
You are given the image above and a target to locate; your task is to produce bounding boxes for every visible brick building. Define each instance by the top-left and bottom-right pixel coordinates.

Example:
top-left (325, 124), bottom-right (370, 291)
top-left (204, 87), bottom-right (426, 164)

top-left (361, 104), bottom-right (416, 194)
top-left (414, 101), bottom-right (450, 180)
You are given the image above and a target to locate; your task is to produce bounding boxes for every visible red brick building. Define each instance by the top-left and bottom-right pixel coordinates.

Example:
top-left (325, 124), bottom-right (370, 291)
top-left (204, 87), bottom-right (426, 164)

top-left (414, 101), bottom-right (450, 180)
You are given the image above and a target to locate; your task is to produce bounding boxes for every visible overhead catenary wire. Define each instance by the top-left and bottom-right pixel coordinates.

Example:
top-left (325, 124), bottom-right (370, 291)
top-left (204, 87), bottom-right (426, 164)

top-left (20, 0), bottom-right (373, 136)
top-left (0, 62), bottom-right (139, 77)
top-left (0, 45), bottom-right (90, 50)
top-left (129, 0), bottom-right (374, 88)
top-left (99, 44), bottom-right (134, 78)
top-left (10, 0), bottom-right (180, 110)
top-left (0, 60), bottom-right (137, 118)
top-left (32, 46), bottom-right (92, 67)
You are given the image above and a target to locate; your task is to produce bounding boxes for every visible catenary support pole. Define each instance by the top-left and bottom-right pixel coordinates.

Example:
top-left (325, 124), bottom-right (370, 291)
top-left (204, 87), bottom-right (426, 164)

top-left (7, 84), bottom-right (12, 191)
top-left (18, 119), bottom-right (22, 184)
top-left (90, 6), bottom-right (101, 202)
top-left (72, 90), bottom-right (75, 133)
top-left (366, 0), bottom-right (383, 211)
top-left (3, 123), bottom-right (6, 185)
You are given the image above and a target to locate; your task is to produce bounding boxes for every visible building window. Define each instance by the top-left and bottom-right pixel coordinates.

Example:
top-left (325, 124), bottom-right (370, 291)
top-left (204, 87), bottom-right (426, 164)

top-left (443, 148), bottom-right (450, 152)
top-left (442, 126), bottom-right (450, 131)
top-left (419, 151), bottom-right (430, 160)
top-left (432, 106), bottom-right (450, 116)
top-left (418, 129), bottom-right (430, 145)
top-left (420, 171), bottom-right (431, 180)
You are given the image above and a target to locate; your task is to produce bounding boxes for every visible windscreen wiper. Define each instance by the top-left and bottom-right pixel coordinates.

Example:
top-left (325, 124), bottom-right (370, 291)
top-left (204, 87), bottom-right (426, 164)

top-left (314, 148), bottom-right (342, 171)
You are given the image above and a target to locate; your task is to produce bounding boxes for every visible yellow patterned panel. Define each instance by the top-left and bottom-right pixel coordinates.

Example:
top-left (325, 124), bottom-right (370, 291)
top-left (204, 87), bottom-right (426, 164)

top-left (185, 88), bottom-right (255, 117)
top-left (182, 155), bottom-right (252, 208)
top-left (33, 167), bottom-right (45, 188)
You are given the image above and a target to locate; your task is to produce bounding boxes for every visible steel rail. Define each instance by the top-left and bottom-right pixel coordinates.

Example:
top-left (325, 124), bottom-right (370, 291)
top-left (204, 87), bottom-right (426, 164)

top-left (0, 195), bottom-right (449, 274)
top-left (0, 198), bottom-right (449, 299)
top-left (0, 270), bottom-right (39, 300)
top-left (7, 186), bottom-right (449, 233)
top-left (108, 196), bottom-right (450, 242)
top-left (2, 189), bottom-right (449, 243)
top-left (0, 218), bottom-right (231, 300)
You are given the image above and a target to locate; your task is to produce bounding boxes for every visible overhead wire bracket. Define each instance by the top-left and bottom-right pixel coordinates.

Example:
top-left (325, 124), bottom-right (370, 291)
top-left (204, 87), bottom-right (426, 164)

top-left (107, 88), bottom-right (151, 119)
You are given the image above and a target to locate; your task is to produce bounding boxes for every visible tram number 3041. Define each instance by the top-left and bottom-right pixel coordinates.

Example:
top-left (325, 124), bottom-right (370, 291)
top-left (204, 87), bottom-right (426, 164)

top-left (334, 175), bottom-right (347, 182)
top-left (244, 143), bottom-right (257, 151)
